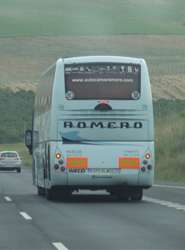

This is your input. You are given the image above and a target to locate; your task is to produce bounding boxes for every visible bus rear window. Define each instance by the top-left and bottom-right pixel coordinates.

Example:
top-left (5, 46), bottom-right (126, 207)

top-left (65, 63), bottom-right (141, 100)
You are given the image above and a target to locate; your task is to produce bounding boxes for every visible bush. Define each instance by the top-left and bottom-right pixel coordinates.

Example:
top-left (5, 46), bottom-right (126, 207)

top-left (0, 88), bottom-right (35, 143)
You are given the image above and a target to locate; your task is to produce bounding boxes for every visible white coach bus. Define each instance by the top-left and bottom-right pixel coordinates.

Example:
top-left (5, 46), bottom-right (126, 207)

top-left (25, 56), bottom-right (154, 201)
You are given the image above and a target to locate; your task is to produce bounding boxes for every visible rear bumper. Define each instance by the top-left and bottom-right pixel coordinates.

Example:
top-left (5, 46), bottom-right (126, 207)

top-left (0, 166), bottom-right (21, 171)
top-left (49, 184), bottom-right (152, 194)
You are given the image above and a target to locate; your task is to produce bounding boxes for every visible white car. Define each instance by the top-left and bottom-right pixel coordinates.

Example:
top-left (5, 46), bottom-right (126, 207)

top-left (0, 151), bottom-right (22, 173)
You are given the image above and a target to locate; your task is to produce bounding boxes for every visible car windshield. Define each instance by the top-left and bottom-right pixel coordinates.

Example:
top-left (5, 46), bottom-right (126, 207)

top-left (1, 153), bottom-right (18, 158)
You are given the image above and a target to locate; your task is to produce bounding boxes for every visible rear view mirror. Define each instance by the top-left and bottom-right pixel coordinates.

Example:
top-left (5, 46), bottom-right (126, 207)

top-left (25, 130), bottom-right (32, 155)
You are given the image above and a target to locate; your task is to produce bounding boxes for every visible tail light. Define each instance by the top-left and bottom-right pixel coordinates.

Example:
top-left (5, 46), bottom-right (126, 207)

top-left (141, 150), bottom-right (153, 173)
top-left (60, 166), bottom-right (65, 172)
top-left (55, 150), bottom-right (65, 171)
top-left (54, 164), bottom-right (59, 170)
top-left (0, 158), bottom-right (5, 160)
top-left (147, 165), bottom-right (152, 170)
top-left (14, 158), bottom-right (20, 160)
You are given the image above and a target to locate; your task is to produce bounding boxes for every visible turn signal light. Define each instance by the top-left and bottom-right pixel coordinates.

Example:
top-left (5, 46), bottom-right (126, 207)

top-left (145, 154), bottom-right (150, 159)
top-left (56, 153), bottom-right (61, 159)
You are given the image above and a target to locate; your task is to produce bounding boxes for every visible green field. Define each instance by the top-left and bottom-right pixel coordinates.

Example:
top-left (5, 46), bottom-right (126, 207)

top-left (1, 0), bottom-right (185, 37)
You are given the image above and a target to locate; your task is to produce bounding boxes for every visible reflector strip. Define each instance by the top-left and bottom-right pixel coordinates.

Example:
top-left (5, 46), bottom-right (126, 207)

top-left (67, 158), bottom-right (88, 168)
top-left (119, 158), bottom-right (140, 169)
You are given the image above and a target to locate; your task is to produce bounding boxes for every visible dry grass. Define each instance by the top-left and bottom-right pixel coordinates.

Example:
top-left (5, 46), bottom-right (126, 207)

top-left (151, 75), bottom-right (185, 100)
top-left (0, 34), bottom-right (185, 99)
top-left (154, 112), bottom-right (185, 182)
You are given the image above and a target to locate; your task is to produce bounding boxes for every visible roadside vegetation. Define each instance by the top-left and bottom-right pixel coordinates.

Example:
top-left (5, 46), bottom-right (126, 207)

top-left (0, 91), bottom-right (185, 181)
top-left (0, 88), bottom-right (34, 143)
top-left (155, 112), bottom-right (185, 182)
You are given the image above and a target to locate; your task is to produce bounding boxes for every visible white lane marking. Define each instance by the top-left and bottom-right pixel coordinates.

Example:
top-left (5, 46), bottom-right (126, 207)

top-left (143, 196), bottom-right (185, 211)
top-left (4, 196), bottom-right (12, 201)
top-left (154, 184), bottom-right (185, 189)
top-left (53, 242), bottom-right (68, 250)
top-left (20, 212), bottom-right (32, 220)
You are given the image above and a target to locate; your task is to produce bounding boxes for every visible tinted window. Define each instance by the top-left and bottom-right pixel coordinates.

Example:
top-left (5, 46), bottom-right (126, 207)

top-left (1, 153), bottom-right (18, 157)
top-left (65, 63), bottom-right (141, 100)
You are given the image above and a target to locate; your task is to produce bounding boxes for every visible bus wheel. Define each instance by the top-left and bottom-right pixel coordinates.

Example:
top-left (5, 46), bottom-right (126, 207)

top-left (46, 188), bottom-right (53, 201)
top-left (130, 188), bottom-right (143, 201)
top-left (60, 189), bottom-right (72, 200)
top-left (37, 187), bottom-right (46, 196)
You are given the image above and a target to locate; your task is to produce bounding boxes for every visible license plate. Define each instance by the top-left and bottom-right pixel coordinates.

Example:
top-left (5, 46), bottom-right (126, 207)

top-left (5, 164), bottom-right (13, 167)
top-left (88, 169), bottom-right (120, 174)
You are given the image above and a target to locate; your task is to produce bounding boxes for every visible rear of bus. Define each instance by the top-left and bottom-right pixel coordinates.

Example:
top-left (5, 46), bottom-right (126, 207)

top-left (53, 56), bottom-right (154, 200)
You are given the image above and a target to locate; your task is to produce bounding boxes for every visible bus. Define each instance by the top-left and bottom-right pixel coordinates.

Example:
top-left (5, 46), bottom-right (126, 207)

top-left (25, 56), bottom-right (154, 201)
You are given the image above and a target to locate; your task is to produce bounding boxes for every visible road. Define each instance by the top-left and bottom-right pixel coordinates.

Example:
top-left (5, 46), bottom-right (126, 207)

top-left (0, 166), bottom-right (185, 250)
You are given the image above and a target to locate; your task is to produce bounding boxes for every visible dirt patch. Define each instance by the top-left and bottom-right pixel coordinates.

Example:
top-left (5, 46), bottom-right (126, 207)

top-left (0, 81), bottom-right (38, 92)
top-left (151, 75), bottom-right (185, 100)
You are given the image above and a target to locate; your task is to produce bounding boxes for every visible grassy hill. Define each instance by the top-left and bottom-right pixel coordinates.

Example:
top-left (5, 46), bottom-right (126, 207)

top-left (1, 0), bottom-right (185, 37)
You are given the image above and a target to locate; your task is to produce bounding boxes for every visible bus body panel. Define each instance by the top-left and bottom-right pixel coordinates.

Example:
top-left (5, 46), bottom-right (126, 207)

top-left (51, 141), bottom-right (154, 187)
top-left (58, 119), bottom-right (149, 141)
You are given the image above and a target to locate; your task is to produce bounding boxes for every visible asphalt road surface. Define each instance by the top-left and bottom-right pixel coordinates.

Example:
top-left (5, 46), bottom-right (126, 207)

top-left (0, 166), bottom-right (185, 250)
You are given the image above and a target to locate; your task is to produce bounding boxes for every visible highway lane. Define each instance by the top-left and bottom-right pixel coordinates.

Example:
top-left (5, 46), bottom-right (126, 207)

top-left (0, 167), bottom-right (185, 250)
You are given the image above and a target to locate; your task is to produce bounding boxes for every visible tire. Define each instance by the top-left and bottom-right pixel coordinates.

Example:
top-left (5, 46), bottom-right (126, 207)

top-left (116, 189), bottom-right (129, 201)
top-left (17, 168), bottom-right (21, 173)
top-left (130, 188), bottom-right (143, 201)
top-left (117, 195), bottom-right (129, 201)
top-left (37, 187), bottom-right (46, 196)
top-left (58, 188), bottom-right (72, 200)
top-left (46, 188), bottom-right (53, 201)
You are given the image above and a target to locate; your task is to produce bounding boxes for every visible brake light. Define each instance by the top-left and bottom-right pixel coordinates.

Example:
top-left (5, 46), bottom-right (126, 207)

top-left (147, 164), bottom-right (152, 170)
top-left (54, 164), bottom-right (59, 170)
top-left (141, 167), bottom-right (146, 172)
top-left (60, 166), bottom-right (65, 172)
top-left (14, 158), bottom-right (20, 160)
top-left (98, 101), bottom-right (109, 104)
top-left (0, 158), bottom-right (5, 160)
